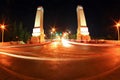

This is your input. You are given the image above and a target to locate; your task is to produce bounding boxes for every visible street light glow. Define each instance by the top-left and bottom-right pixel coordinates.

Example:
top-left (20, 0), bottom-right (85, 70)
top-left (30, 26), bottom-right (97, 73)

top-left (52, 28), bottom-right (55, 32)
top-left (0, 24), bottom-right (6, 44)
top-left (115, 21), bottom-right (120, 41)
top-left (50, 27), bottom-right (56, 39)
top-left (116, 23), bottom-right (120, 27)
top-left (1, 25), bottom-right (5, 29)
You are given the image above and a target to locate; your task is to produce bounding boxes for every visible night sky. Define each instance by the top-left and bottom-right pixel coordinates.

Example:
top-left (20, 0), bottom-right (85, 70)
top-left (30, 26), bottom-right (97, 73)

top-left (0, 0), bottom-right (120, 39)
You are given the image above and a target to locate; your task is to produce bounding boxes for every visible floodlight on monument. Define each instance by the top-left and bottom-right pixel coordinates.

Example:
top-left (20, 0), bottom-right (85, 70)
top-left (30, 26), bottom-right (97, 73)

top-left (80, 27), bottom-right (89, 35)
top-left (32, 28), bottom-right (40, 36)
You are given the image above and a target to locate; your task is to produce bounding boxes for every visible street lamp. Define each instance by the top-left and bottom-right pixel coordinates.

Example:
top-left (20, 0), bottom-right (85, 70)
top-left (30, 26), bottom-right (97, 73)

top-left (0, 24), bottom-right (5, 43)
top-left (51, 28), bottom-right (56, 39)
top-left (52, 28), bottom-right (55, 32)
top-left (50, 31), bottom-right (53, 39)
top-left (116, 22), bottom-right (120, 40)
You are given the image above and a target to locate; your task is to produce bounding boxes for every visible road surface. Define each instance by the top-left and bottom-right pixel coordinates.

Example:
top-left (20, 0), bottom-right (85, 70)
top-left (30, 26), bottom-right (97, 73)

top-left (0, 41), bottom-right (120, 80)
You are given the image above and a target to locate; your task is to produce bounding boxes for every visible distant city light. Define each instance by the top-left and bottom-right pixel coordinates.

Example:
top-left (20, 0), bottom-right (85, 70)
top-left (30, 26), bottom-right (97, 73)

top-left (52, 28), bottom-right (55, 32)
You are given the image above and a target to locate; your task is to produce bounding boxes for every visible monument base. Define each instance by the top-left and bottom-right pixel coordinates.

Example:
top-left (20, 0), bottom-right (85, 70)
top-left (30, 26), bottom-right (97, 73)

top-left (77, 33), bottom-right (81, 41)
top-left (77, 33), bottom-right (91, 42)
top-left (40, 34), bottom-right (45, 42)
top-left (81, 35), bottom-right (91, 41)
top-left (31, 36), bottom-right (40, 44)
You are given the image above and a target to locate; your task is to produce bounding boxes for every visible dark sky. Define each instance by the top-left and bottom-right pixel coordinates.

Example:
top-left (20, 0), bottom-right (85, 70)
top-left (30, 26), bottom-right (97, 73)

top-left (0, 0), bottom-right (120, 39)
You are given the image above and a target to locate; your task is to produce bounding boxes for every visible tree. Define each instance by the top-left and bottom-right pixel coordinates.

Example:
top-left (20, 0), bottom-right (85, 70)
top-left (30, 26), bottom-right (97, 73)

top-left (69, 34), bottom-right (76, 39)
top-left (7, 21), bottom-right (31, 43)
top-left (17, 22), bottom-right (31, 43)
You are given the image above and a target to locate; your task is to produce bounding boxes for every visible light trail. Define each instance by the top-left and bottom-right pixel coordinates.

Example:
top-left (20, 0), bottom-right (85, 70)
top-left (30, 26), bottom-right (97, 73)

top-left (61, 38), bottom-right (72, 47)
top-left (0, 52), bottom-right (90, 61)
top-left (68, 41), bottom-right (116, 47)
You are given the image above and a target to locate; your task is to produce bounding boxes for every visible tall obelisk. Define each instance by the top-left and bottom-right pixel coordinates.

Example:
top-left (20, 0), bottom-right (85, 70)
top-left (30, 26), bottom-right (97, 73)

top-left (77, 5), bottom-right (90, 41)
top-left (31, 6), bottom-right (45, 43)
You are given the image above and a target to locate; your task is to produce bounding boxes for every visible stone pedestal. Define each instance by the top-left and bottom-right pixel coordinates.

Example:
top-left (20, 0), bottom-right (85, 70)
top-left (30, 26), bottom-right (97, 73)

top-left (40, 33), bottom-right (45, 42)
top-left (31, 36), bottom-right (40, 43)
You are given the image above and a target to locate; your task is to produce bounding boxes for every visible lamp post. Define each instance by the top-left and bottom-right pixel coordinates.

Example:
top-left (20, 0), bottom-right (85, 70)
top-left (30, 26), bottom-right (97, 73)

top-left (116, 23), bottom-right (120, 41)
top-left (52, 28), bottom-right (55, 32)
top-left (51, 31), bottom-right (53, 39)
top-left (51, 28), bottom-right (56, 40)
top-left (0, 24), bottom-right (5, 44)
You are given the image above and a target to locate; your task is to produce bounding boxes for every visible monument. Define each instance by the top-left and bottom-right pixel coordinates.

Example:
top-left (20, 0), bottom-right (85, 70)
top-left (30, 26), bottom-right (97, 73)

top-left (31, 6), bottom-right (45, 43)
top-left (76, 5), bottom-right (91, 41)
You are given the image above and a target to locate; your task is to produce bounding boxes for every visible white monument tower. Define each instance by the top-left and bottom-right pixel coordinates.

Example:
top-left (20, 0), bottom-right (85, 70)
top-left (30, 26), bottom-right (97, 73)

top-left (77, 5), bottom-right (91, 41)
top-left (31, 6), bottom-right (45, 43)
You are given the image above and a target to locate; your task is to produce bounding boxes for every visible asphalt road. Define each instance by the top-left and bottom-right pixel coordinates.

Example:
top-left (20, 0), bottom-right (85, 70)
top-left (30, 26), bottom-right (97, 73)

top-left (0, 41), bottom-right (120, 80)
